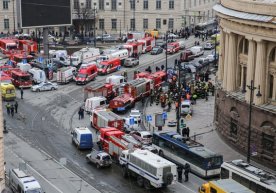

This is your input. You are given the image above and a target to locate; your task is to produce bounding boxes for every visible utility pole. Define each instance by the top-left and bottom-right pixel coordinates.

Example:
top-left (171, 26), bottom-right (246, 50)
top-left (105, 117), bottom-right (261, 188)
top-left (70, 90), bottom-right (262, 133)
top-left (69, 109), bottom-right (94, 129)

top-left (176, 61), bottom-right (183, 134)
top-left (165, 32), bottom-right (168, 81)
top-left (12, 0), bottom-right (15, 34)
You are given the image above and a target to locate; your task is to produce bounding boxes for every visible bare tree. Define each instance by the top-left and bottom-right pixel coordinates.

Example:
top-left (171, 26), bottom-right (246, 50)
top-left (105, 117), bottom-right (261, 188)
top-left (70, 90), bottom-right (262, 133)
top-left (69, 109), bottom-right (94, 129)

top-left (74, 5), bottom-right (94, 36)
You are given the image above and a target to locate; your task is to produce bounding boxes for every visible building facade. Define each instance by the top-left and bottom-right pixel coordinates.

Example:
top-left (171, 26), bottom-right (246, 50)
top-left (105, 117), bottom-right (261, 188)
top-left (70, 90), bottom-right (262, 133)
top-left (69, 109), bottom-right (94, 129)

top-left (214, 0), bottom-right (276, 167)
top-left (0, 0), bottom-right (17, 34)
top-left (72, 0), bottom-right (217, 35)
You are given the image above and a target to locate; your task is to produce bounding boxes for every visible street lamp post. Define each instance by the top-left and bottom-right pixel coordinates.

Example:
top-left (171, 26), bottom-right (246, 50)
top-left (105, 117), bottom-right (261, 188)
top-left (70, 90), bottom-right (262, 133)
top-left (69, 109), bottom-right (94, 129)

top-left (93, 6), bottom-right (97, 48)
top-left (176, 61), bottom-right (185, 134)
top-left (246, 80), bottom-right (262, 163)
top-left (165, 32), bottom-right (168, 82)
top-left (12, 0), bottom-right (15, 34)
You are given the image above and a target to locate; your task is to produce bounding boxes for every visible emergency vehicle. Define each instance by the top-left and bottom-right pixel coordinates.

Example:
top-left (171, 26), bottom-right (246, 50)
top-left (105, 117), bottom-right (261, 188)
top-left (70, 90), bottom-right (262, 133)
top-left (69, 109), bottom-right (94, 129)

top-left (97, 58), bottom-right (121, 75)
top-left (0, 39), bottom-right (17, 55)
top-left (0, 71), bottom-right (12, 84)
top-left (10, 69), bottom-right (32, 88)
top-left (127, 32), bottom-right (145, 40)
top-left (98, 49), bottom-right (128, 62)
top-left (18, 40), bottom-right (38, 55)
top-left (166, 42), bottom-right (180, 54)
top-left (85, 96), bottom-right (107, 113)
top-left (109, 94), bottom-right (135, 112)
top-left (84, 83), bottom-right (116, 102)
top-left (90, 109), bottom-right (124, 130)
top-left (75, 64), bottom-right (97, 84)
top-left (123, 78), bottom-right (153, 100)
top-left (123, 42), bottom-right (143, 57)
top-left (9, 52), bottom-right (34, 65)
top-left (71, 47), bottom-right (100, 66)
top-left (134, 71), bottom-right (166, 89)
top-left (1, 83), bottom-right (16, 101)
top-left (137, 37), bottom-right (155, 53)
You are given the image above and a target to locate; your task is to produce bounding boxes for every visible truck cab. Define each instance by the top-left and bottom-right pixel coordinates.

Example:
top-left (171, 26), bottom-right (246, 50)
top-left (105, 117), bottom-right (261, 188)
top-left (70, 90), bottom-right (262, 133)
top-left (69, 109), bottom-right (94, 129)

top-left (75, 64), bottom-right (97, 84)
top-left (98, 58), bottom-right (121, 75)
top-left (86, 149), bottom-right (112, 168)
top-left (85, 96), bottom-right (107, 113)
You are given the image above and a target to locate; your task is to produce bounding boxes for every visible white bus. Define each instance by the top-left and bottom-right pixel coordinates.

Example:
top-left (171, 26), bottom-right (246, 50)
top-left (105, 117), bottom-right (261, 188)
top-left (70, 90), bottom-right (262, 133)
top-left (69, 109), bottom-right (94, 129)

top-left (152, 131), bottom-right (223, 178)
top-left (221, 160), bottom-right (276, 193)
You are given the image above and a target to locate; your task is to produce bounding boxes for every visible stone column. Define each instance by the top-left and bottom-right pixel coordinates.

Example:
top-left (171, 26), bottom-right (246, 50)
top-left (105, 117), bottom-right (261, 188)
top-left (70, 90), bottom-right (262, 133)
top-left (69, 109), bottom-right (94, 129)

top-left (272, 74), bottom-right (276, 100)
top-left (222, 32), bottom-right (229, 90)
top-left (218, 30), bottom-right (225, 80)
top-left (226, 33), bottom-right (237, 92)
top-left (240, 66), bottom-right (244, 88)
top-left (245, 39), bottom-right (256, 102)
top-left (254, 40), bottom-right (267, 105)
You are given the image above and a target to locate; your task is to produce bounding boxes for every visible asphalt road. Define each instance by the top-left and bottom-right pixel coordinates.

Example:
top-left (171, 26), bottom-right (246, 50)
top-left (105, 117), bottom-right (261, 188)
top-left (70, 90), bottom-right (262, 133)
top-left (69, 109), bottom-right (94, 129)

top-left (3, 37), bottom-right (214, 193)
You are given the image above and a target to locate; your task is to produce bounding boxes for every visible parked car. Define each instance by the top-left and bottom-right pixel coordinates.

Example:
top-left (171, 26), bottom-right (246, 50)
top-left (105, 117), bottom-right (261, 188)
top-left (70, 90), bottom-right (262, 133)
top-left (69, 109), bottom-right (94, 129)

top-left (86, 149), bottom-right (112, 168)
top-left (198, 58), bottom-right (210, 66)
top-left (191, 62), bottom-right (203, 70)
top-left (204, 42), bottom-right (215, 50)
top-left (167, 33), bottom-right (179, 39)
top-left (206, 54), bottom-right (215, 63)
top-left (130, 131), bottom-right (152, 145)
top-left (124, 57), bottom-right (139, 67)
top-left (31, 82), bottom-right (58, 92)
top-left (180, 63), bottom-right (196, 73)
top-left (150, 46), bottom-right (163, 55)
top-left (129, 109), bottom-right (141, 122)
top-left (155, 40), bottom-right (166, 48)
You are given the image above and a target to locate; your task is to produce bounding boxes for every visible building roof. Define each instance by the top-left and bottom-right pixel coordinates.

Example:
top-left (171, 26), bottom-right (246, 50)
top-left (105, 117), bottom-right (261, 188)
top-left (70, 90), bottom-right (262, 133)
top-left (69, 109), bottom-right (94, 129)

top-left (213, 4), bottom-right (276, 23)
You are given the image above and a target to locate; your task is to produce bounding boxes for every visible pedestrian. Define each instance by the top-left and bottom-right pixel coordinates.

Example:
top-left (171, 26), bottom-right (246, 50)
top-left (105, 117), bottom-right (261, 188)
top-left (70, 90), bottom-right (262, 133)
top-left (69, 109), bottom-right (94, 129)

top-left (78, 107), bottom-right (82, 120)
top-left (186, 127), bottom-right (190, 138)
top-left (81, 107), bottom-right (84, 119)
top-left (156, 66), bottom-right (160, 72)
top-left (177, 166), bottom-right (183, 182)
top-left (6, 103), bottom-right (11, 115)
top-left (205, 91), bottom-right (208, 101)
top-left (184, 163), bottom-right (191, 182)
top-left (10, 105), bottom-right (14, 117)
top-left (20, 87), bottom-right (24, 99)
top-left (161, 65), bottom-right (165, 71)
top-left (182, 127), bottom-right (187, 137)
top-left (14, 101), bottom-right (18, 113)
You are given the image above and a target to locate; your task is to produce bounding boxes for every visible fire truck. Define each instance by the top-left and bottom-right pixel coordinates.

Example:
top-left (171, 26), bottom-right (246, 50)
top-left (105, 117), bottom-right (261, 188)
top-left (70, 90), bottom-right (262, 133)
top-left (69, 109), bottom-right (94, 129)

top-left (108, 94), bottom-right (135, 112)
top-left (124, 78), bottom-right (153, 100)
top-left (166, 42), bottom-right (180, 54)
top-left (123, 42), bottom-right (143, 57)
top-left (9, 52), bottom-right (34, 65)
top-left (0, 39), bottom-right (17, 55)
top-left (10, 69), bottom-right (32, 88)
top-left (134, 71), bottom-right (166, 89)
top-left (90, 109), bottom-right (124, 130)
top-left (137, 37), bottom-right (155, 53)
top-left (18, 40), bottom-right (38, 55)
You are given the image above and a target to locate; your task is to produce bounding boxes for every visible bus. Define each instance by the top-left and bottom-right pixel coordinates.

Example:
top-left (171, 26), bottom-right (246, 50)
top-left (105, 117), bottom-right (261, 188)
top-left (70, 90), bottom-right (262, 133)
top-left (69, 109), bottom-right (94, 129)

top-left (152, 131), bottom-right (223, 178)
top-left (221, 160), bottom-right (276, 193)
top-left (195, 19), bottom-right (217, 34)
top-left (10, 69), bottom-right (32, 88)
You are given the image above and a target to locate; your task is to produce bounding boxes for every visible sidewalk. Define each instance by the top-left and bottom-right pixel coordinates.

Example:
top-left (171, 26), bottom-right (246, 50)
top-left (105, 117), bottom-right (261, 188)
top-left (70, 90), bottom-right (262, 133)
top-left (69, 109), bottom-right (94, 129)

top-left (143, 74), bottom-right (244, 162)
top-left (4, 132), bottom-right (100, 193)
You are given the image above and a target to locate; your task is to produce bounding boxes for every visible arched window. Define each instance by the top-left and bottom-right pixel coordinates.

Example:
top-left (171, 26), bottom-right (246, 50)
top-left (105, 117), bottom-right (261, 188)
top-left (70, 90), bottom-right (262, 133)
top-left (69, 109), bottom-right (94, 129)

top-left (260, 121), bottom-right (275, 158)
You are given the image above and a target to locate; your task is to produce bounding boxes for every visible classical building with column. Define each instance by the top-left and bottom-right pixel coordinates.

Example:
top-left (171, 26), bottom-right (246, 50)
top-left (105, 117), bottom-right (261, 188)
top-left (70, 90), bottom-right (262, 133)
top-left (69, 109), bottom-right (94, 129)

top-left (214, 0), bottom-right (276, 167)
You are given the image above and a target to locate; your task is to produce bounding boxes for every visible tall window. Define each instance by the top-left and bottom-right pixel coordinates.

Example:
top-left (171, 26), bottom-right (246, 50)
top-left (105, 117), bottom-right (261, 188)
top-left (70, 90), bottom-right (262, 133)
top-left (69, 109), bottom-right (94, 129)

top-left (184, 0), bottom-right (186, 9)
top-left (99, 19), bottom-right (105, 30)
top-left (156, 18), bottom-right (161, 29)
top-left (169, 0), bottom-right (174, 9)
top-left (230, 118), bottom-right (238, 137)
top-left (99, 0), bottom-right (104, 10)
top-left (168, 18), bottom-right (174, 29)
top-left (269, 75), bottom-right (274, 99)
top-left (111, 0), bottom-right (117, 10)
top-left (74, 0), bottom-right (79, 9)
top-left (143, 0), bottom-right (148, 9)
top-left (156, 0), bottom-right (161, 9)
top-left (111, 19), bottom-right (117, 29)
top-left (143, 19), bottom-right (148, 29)
top-left (4, 19), bottom-right (9, 29)
top-left (194, 0), bottom-right (196, 6)
top-left (130, 0), bottom-right (135, 10)
top-left (86, 0), bottom-right (91, 8)
top-left (3, 0), bottom-right (8, 9)
top-left (130, 19), bottom-right (135, 31)
top-left (262, 133), bottom-right (274, 157)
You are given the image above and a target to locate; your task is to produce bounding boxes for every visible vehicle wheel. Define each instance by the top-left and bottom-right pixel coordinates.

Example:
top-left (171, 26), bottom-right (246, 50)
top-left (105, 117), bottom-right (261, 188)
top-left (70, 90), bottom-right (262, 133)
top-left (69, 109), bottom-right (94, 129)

top-left (137, 176), bottom-right (144, 187)
top-left (51, 87), bottom-right (54, 91)
top-left (96, 163), bottom-right (100, 169)
top-left (122, 166), bottom-right (128, 178)
top-left (159, 150), bottom-right (164, 157)
top-left (36, 89), bottom-right (40, 92)
top-left (144, 179), bottom-right (152, 190)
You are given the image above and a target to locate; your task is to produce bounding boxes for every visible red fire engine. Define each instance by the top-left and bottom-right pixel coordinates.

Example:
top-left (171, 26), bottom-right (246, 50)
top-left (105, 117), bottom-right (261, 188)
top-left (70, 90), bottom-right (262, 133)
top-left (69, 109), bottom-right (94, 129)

top-left (124, 78), bottom-right (153, 100)
top-left (0, 71), bottom-right (12, 84)
top-left (123, 42), bottom-right (143, 57)
top-left (0, 39), bottom-right (17, 56)
top-left (166, 42), bottom-right (180, 54)
top-left (90, 109), bottom-right (124, 130)
top-left (18, 40), bottom-right (38, 55)
top-left (138, 37), bottom-right (155, 53)
top-left (9, 52), bottom-right (34, 65)
top-left (108, 94), bottom-right (135, 112)
top-left (84, 82), bottom-right (117, 102)
top-left (10, 69), bottom-right (32, 88)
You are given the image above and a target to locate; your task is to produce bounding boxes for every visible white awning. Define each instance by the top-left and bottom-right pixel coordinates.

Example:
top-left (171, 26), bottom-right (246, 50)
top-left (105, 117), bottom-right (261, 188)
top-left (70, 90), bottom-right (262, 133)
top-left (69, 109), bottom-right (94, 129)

top-left (213, 4), bottom-right (275, 23)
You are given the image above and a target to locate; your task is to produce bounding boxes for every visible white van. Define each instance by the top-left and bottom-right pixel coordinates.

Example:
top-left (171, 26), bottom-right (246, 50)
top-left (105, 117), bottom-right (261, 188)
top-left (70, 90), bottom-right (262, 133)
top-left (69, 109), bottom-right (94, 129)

top-left (28, 68), bottom-right (46, 84)
top-left (190, 46), bottom-right (204, 57)
top-left (123, 117), bottom-right (140, 132)
top-left (178, 40), bottom-right (186, 50)
top-left (85, 96), bottom-right (107, 113)
top-left (57, 66), bottom-right (77, 84)
top-left (106, 75), bottom-right (126, 86)
top-left (180, 100), bottom-right (193, 115)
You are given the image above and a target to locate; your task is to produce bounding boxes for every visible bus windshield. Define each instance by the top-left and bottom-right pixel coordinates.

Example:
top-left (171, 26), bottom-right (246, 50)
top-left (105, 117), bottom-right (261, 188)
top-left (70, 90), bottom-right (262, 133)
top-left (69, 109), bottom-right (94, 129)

top-left (207, 156), bottom-right (223, 168)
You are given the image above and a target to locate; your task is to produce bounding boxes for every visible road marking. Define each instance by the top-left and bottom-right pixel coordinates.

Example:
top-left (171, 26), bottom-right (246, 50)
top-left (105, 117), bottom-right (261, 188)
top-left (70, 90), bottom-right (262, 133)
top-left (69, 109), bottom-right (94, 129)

top-left (176, 181), bottom-right (197, 193)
